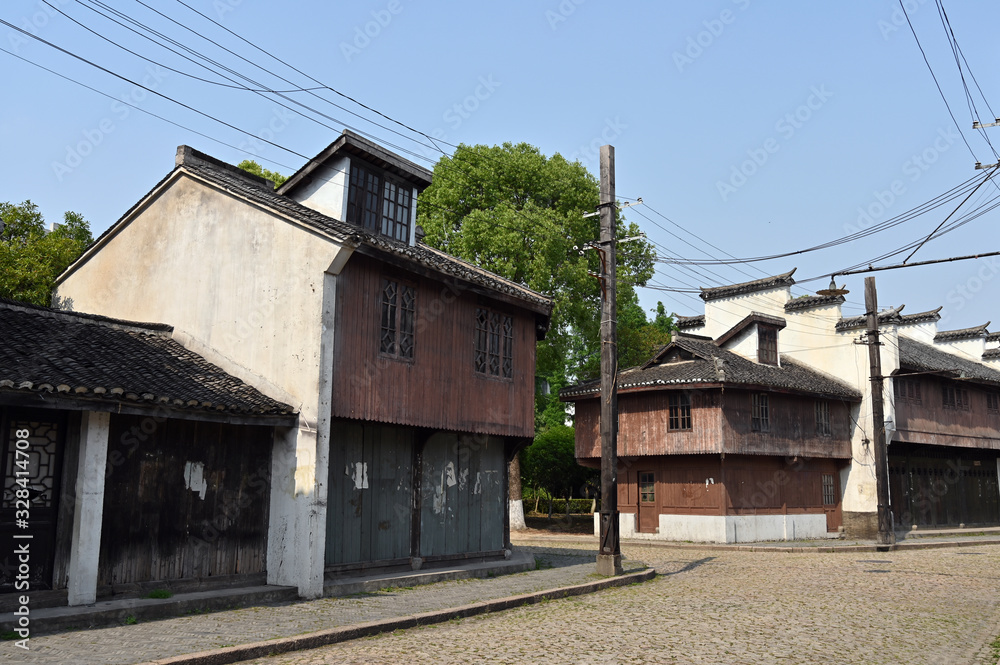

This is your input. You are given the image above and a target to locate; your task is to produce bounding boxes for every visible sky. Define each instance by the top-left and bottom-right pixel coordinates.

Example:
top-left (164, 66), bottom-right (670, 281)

top-left (2, 0), bottom-right (999, 331)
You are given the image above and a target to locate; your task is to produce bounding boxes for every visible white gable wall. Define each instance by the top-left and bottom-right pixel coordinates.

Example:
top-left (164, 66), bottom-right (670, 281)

top-left (288, 156), bottom-right (351, 222)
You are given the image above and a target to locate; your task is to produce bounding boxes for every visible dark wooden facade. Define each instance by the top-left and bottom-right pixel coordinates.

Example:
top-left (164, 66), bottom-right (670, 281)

top-left (331, 254), bottom-right (537, 438)
top-left (894, 375), bottom-right (1000, 450)
top-left (575, 388), bottom-right (853, 459)
top-left (617, 455), bottom-right (844, 532)
top-left (98, 414), bottom-right (272, 587)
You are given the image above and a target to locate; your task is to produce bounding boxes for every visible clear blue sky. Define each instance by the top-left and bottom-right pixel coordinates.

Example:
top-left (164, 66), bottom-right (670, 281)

top-left (3, 1), bottom-right (999, 330)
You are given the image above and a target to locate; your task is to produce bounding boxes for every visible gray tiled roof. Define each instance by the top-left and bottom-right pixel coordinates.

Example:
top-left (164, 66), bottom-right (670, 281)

top-left (0, 300), bottom-right (294, 417)
top-left (836, 305), bottom-right (905, 331)
top-left (934, 322), bottom-right (990, 342)
top-left (984, 347), bottom-right (1000, 360)
top-left (699, 269), bottom-right (796, 302)
top-left (987, 332), bottom-right (1000, 343)
top-left (675, 314), bottom-right (705, 329)
top-left (561, 334), bottom-right (861, 400)
top-left (784, 294), bottom-right (845, 312)
top-left (897, 337), bottom-right (1000, 386)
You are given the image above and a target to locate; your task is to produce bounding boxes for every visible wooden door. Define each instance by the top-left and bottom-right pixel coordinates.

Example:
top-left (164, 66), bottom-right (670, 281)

top-left (821, 472), bottom-right (841, 532)
top-left (0, 409), bottom-right (65, 592)
top-left (637, 471), bottom-right (658, 533)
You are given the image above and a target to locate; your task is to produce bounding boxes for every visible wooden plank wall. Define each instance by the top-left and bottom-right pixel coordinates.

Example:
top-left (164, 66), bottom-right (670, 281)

top-left (720, 391), bottom-right (852, 458)
top-left (895, 376), bottom-right (1000, 450)
top-left (332, 254), bottom-right (535, 438)
top-left (98, 415), bottom-right (272, 586)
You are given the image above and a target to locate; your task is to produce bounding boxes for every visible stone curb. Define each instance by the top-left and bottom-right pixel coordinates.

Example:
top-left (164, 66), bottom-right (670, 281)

top-left (136, 568), bottom-right (657, 665)
top-left (513, 534), bottom-right (1000, 553)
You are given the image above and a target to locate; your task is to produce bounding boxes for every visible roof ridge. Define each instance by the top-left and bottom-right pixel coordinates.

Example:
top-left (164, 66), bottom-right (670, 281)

top-left (700, 269), bottom-right (796, 302)
top-left (0, 298), bottom-right (173, 334)
top-left (934, 321), bottom-right (991, 342)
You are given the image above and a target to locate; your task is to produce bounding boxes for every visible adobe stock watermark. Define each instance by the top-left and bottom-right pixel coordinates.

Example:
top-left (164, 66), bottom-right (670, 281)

top-left (567, 117), bottom-right (628, 166)
top-left (843, 127), bottom-right (960, 234)
top-left (877, 0), bottom-right (930, 41)
top-left (51, 65), bottom-right (170, 182)
top-left (213, 0), bottom-right (246, 20)
top-left (717, 85), bottom-right (833, 202)
top-left (414, 76), bottom-right (502, 163)
top-left (673, 0), bottom-right (752, 74)
top-left (6, 0), bottom-right (70, 54)
top-left (942, 256), bottom-right (1000, 323)
top-left (340, 0), bottom-right (403, 63)
top-left (545, 0), bottom-right (586, 31)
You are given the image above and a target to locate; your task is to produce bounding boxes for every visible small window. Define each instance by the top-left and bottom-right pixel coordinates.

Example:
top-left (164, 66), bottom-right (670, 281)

top-left (751, 393), bottom-right (770, 432)
top-left (379, 278), bottom-right (415, 360)
top-left (758, 327), bottom-right (778, 365)
top-left (822, 473), bottom-right (837, 505)
top-left (668, 393), bottom-right (692, 431)
top-left (475, 307), bottom-right (513, 379)
top-left (347, 161), bottom-right (411, 243)
top-left (988, 393), bottom-right (1000, 414)
top-left (897, 378), bottom-right (922, 403)
top-left (639, 472), bottom-right (655, 504)
top-left (943, 385), bottom-right (970, 410)
top-left (815, 400), bottom-right (831, 436)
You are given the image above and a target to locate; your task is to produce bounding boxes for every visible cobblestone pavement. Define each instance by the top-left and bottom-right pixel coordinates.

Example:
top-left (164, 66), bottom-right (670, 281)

top-left (5, 547), bottom-right (638, 665)
top-left (241, 539), bottom-right (1000, 665)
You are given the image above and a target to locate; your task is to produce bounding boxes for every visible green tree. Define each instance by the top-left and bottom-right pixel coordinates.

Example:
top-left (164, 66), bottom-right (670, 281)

top-left (0, 201), bottom-right (93, 306)
top-left (520, 425), bottom-right (596, 516)
top-left (237, 160), bottom-right (287, 188)
top-left (418, 143), bottom-right (658, 424)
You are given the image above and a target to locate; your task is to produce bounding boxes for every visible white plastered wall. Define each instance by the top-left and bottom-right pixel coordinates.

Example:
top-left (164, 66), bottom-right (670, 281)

top-left (55, 172), bottom-right (353, 598)
top-left (288, 156), bottom-right (351, 222)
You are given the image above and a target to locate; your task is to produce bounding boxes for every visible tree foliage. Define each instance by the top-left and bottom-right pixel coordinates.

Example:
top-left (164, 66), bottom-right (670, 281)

top-left (520, 425), bottom-right (595, 504)
top-left (0, 201), bottom-right (93, 306)
top-left (237, 160), bottom-right (287, 188)
top-left (418, 143), bottom-right (669, 424)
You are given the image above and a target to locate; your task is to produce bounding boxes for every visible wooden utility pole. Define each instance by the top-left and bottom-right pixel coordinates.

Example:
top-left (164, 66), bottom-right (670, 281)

top-left (864, 277), bottom-right (895, 546)
top-left (596, 144), bottom-right (622, 576)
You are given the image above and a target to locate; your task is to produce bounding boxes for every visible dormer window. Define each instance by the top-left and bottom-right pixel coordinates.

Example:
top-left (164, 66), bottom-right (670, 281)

top-left (346, 160), bottom-right (411, 243)
top-left (758, 326), bottom-right (778, 365)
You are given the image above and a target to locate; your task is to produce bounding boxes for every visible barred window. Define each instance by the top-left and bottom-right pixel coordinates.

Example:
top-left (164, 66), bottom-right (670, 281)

top-left (822, 473), bottom-right (837, 505)
top-left (815, 400), bottom-right (831, 436)
top-left (758, 327), bottom-right (778, 365)
top-left (988, 392), bottom-right (1000, 414)
top-left (897, 378), bottom-right (921, 403)
top-left (942, 385), bottom-right (969, 410)
top-left (380, 278), bottom-right (415, 360)
top-left (668, 393), bottom-right (692, 431)
top-left (751, 393), bottom-right (770, 432)
top-left (347, 161), bottom-right (411, 243)
top-left (475, 308), bottom-right (513, 379)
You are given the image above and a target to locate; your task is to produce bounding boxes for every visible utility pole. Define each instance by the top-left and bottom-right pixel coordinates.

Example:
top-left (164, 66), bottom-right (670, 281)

top-left (596, 144), bottom-right (622, 576)
top-left (864, 277), bottom-right (895, 546)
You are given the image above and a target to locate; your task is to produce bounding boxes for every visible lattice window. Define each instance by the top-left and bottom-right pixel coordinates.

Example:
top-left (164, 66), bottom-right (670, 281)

top-left (3, 419), bottom-right (60, 510)
top-left (815, 400), bottom-right (831, 436)
top-left (987, 392), bottom-right (1000, 414)
top-left (475, 307), bottom-right (513, 379)
top-left (751, 393), bottom-right (770, 432)
top-left (822, 473), bottom-right (836, 505)
top-left (347, 161), bottom-right (411, 243)
top-left (758, 327), bottom-right (778, 365)
top-left (897, 378), bottom-right (922, 403)
top-left (943, 385), bottom-right (970, 410)
top-left (668, 393), bottom-right (692, 431)
top-left (380, 278), bottom-right (414, 360)
top-left (639, 472), bottom-right (655, 504)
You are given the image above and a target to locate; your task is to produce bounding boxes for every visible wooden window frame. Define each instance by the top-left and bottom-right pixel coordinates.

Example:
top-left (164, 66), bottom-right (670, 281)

top-left (474, 307), bottom-right (513, 380)
top-left (668, 392), bottom-right (692, 431)
top-left (942, 384), bottom-right (970, 411)
top-left (638, 472), bottom-right (655, 504)
top-left (897, 377), bottom-right (922, 404)
top-left (815, 400), bottom-right (831, 436)
top-left (379, 277), bottom-right (416, 361)
top-left (988, 392), bottom-right (1000, 414)
top-left (821, 473), bottom-right (837, 506)
top-left (758, 326), bottom-right (778, 365)
top-left (751, 393), bottom-right (770, 432)
top-left (347, 160), bottom-right (412, 243)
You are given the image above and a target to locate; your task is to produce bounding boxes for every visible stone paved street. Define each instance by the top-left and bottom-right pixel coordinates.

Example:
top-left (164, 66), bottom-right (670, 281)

top-left (243, 538), bottom-right (1000, 665)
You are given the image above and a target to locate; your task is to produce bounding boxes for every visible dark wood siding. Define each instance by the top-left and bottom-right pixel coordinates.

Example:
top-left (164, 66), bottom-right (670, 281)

top-left (894, 376), bottom-right (1000, 450)
top-left (576, 388), bottom-right (852, 460)
top-left (332, 255), bottom-right (535, 438)
top-left (98, 415), bottom-right (272, 586)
